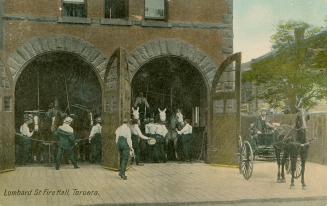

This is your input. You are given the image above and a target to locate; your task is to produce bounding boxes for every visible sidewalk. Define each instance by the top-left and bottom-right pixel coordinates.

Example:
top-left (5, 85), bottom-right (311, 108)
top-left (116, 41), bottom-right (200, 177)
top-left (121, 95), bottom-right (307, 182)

top-left (0, 161), bottom-right (326, 206)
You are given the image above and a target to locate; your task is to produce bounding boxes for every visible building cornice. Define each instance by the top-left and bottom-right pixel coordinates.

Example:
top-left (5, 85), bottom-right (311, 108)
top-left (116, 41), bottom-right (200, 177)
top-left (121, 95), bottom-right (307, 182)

top-left (2, 15), bottom-right (232, 30)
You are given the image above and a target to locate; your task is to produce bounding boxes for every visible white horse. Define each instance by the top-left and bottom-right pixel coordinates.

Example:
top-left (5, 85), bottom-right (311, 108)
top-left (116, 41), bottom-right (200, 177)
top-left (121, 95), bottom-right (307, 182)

top-left (176, 109), bottom-right (184, 128)
top-left (132, 107), bottom-right (141, 126)
top-left (158, 108), bottom-right (167, 122)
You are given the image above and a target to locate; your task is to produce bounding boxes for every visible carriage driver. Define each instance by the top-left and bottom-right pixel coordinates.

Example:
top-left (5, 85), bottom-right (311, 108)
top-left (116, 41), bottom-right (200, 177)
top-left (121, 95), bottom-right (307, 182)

top-left (54, 116), bottom-right (80, 170)
top-left (254, 110), bottom-right (275, 146)
top-left (89, 117), bottom-right (102, 164)
top-left (20, 114), bottom-right (35, 164)
top-left (131, 119), bottom-right (151, 166)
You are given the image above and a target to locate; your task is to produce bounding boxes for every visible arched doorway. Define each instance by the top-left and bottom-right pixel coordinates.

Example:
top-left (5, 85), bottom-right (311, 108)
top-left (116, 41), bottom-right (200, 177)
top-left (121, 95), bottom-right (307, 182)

top-left (0, 35), bottom-right (109, 172)
top-left (131, 56), bottom-right (208, 161)
top-left (14, 52), bottom-right (102, 165)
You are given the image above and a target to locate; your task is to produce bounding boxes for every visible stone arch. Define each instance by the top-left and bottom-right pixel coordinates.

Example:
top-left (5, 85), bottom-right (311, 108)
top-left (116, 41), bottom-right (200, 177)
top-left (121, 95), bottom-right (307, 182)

top-left (127, 38), bottom-right (218, 91)
top-left (7, 35), bottom-right (109, 83)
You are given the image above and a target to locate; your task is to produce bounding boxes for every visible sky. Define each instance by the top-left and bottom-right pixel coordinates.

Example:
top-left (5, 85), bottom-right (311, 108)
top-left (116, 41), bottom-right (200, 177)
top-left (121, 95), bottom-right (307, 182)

top-left (234, 0), bottom-right (327, 63)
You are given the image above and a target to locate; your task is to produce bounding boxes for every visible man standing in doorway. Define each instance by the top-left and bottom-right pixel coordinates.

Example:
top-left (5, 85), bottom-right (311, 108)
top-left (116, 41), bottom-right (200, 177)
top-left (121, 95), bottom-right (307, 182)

top-left (54, 116), bottom-right (79, 170)
top-left (177, 119), bottom-right (193, 162)
top-left (89, 117), bottom-right (102, 164)
top-left (20, 114), bottom-right (34, 165)
top-left (154, 122), bottom-right (168, 163)
top-left (134, 92), bottom-right (150, 123)
top-left (115, 119), bottom-right (134, 180)
top-left (145, 118), bottom-right (157, 162)
top-left (130, 119), bottom-right (150, 166)
top-left (175, 108), bottom-right (184, 159)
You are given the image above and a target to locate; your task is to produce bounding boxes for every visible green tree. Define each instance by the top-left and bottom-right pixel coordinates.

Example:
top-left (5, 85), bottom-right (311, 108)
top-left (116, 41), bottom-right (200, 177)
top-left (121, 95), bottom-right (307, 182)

top-left (244, 20), bottom-right (327, 113)
top-left (271, 20), bottom-right (320, 50)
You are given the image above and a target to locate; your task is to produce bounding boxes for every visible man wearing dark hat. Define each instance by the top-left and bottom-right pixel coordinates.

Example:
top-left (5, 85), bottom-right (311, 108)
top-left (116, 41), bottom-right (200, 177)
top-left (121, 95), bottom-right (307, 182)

top-left (115, 119), bottom-right (134, 180)
top-left (89, 117), bottom-right (102, 164)
top-left (19, 114), bottom-right (34, 164)
top-left (254, 110), bottom-right (274, 146)
top-left (54, 116), bottom-right (79, 170)
top-left (177, 119), bottom-right (193, 162)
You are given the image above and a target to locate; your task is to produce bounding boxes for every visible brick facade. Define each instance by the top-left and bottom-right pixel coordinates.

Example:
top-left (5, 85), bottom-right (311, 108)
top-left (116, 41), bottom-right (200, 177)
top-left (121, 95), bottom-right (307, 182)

top-left (0, 0), bottom-right (236, 168)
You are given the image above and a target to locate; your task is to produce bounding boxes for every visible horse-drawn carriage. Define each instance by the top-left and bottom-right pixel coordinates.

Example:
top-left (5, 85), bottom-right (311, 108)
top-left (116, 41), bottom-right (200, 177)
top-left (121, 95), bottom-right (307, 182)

top-left (238, 113), bottom-right (308, 186)
top-left (247, 123), bottom-right (280, 160)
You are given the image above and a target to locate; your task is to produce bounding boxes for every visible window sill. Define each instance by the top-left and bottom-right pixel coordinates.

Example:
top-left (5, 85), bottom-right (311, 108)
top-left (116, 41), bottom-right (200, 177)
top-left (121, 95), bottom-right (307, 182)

top-left (100, 18), bottom-right (132, 26)
top-left (144, 16), bottom-right (166, 20)
top-left (58, 16), bottom-right (91, 24)
top-left (141, 21), bottom-right (172, 28)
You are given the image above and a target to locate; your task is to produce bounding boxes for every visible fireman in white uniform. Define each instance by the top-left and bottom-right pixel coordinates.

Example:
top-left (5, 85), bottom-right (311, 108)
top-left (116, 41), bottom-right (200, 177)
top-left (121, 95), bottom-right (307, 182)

top-left (20, 114), bottom-right (34, 164)
top-left (177, 119), bottom-right (193, 162)
top-left (89, 117), bottom-right (102, 163)
top-left (145, 118), bottom-right (157, 162)
top-left (55, 117), bottom-right (79, 170)
top-left (154, 123), bottom-right (168, 163)
top-left (131, 119), bottom-right (150, 165)
top-left (115, 119), bottom-right (134, 180)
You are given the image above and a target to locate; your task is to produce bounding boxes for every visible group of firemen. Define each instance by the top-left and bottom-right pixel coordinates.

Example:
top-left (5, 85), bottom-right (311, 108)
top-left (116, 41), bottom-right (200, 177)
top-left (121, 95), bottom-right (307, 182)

top-left (17, 102), bottom-right (103, 169)
top-left (17, 92), bottom-right (193, 179)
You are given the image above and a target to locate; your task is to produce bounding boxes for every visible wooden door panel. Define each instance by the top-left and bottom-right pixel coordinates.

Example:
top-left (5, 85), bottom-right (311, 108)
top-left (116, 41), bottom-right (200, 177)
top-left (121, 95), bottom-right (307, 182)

top-left (208, 53), bottom-right (241, 165)
top-left (102, 48), bottom-right (130, 170)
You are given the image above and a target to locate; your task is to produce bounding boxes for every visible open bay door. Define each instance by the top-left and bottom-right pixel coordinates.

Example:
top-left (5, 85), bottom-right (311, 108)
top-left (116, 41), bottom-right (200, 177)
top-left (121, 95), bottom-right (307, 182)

top-left (0, 60), bottom-right (15, 172)
top-left (208, 53), bottom-right (241, 165)
top-left (102, 48), bottom-right (131, 170)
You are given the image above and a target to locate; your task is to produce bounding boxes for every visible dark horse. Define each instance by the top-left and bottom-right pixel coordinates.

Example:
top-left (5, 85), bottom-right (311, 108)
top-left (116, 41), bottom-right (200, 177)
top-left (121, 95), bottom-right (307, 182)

top-left (71, 109), bottom-right (92, 162)
top-left (273, 124), bottom-right (291, 184)
top-left (274, 106), bottom-right (310, 189)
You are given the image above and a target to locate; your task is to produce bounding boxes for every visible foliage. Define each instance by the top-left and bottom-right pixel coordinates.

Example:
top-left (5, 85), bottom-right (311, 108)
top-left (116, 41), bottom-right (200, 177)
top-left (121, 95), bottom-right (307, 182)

top-left (244, 20), bottom-right (327, 112)
top-left (271, 20), bottom-right (320, 50)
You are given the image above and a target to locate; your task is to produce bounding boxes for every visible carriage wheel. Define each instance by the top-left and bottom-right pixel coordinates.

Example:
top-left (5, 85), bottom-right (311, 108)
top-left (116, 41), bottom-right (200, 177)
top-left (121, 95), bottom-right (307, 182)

top-left (238, 136), bottom-right (243, 174)
top-left (240, 141), bottom-right (254, 180)
top-left (285, 157), bottom-right (301, 178)
top-left (294, 158), bottom-right (302, 179)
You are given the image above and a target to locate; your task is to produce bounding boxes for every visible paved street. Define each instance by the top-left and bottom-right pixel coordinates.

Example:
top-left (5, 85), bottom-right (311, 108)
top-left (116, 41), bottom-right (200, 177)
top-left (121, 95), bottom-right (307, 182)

top-left (0, 161), bottom-right (327, 206)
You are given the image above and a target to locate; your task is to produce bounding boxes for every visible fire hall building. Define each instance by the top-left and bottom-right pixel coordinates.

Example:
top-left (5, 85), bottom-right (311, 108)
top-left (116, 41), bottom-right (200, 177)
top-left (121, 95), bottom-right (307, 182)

top-left (0, 0), bottom-right (241, 172)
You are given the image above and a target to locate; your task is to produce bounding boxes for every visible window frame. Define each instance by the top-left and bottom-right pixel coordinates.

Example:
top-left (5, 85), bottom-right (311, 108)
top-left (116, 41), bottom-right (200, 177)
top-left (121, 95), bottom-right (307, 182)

top-left (144, 0), bottom-right (168, 21)
top-left (61, 0), bottom-right (88, 18)
top-left (3, 96), bottom-right (12, 112)
top-left (104, 0), bottom-right (129, 19)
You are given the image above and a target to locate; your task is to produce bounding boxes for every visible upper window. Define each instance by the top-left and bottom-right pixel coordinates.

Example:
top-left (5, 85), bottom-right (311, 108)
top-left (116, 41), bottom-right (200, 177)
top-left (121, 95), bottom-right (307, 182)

top-left (0, 65), bottom-right (9, 89)
top-left (145, 0), bottom-right (166, 20)
top-left (105, 0), bottom-right (128, 19)
top-left (63, 0), bottom-right (87, 18)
